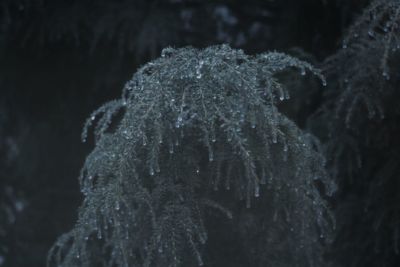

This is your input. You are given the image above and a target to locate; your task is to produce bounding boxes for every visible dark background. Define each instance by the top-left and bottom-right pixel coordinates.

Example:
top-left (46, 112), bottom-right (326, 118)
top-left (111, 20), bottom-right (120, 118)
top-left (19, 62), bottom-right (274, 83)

top-left (0, 0), bottom-right (373, 266)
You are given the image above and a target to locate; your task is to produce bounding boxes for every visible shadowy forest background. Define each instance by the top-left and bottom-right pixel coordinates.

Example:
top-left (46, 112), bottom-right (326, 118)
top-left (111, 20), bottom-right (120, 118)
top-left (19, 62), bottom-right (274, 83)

top-left (1, 0), bottom-right (400, 266)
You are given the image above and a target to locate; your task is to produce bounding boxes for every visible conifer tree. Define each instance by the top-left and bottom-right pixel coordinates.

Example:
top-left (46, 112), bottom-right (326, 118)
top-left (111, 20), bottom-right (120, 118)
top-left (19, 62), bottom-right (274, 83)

top-left (47, 45), bottom-right (335, 267)
top-left (310, 0), bottom-right (400, 265)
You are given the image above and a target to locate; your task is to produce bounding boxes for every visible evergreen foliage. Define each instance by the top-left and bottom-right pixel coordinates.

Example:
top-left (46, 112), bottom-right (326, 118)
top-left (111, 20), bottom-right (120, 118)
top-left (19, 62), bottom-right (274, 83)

top-left (309, 0), bottom-right (400, 265)
top-left (47, 45), bottom-right (335, 267)
top-left (324, 0), bottom-right (400, 127)
top-left (3, 0), bottom-right (400, 266)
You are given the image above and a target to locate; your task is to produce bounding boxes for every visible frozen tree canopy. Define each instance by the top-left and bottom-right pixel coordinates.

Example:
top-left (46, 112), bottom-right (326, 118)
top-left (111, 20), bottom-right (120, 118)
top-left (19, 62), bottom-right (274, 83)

top-left (3, 1), bottom-right (400, 266)
top-left (48, 45), bottom-right (335, 267)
